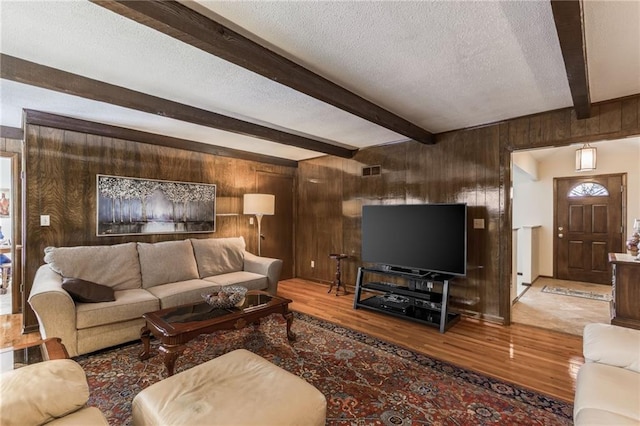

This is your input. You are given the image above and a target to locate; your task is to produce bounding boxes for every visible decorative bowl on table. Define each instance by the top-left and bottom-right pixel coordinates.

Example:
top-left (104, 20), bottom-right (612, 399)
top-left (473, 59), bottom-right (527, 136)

top-left (202, 285), bottom-right (248, 308)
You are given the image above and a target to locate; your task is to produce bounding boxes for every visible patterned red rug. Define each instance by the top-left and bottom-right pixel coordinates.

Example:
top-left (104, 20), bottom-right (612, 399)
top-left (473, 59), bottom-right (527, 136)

top-left (75, 312), bottom-right (572, 425)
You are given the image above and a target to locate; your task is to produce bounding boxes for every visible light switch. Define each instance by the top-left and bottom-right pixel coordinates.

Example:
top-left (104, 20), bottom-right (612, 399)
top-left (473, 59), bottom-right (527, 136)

top-left (473, 218), bottom-right (485, 229)
top-left (40, 215), bottom-right (50, 226)
top-left (249, 217), bottom-right (254, 225)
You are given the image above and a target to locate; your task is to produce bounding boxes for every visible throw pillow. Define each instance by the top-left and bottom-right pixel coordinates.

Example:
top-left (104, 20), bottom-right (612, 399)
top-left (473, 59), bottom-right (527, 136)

top-left (62, 278), bottom-right (115, 303)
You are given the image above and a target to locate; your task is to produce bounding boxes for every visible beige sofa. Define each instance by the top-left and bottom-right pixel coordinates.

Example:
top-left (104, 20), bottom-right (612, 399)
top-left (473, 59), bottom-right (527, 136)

top-left (574, 323), bottom-right (640, 425)
top-left (29, 237), bottom-right (282, 357)
top-left (0, 359), bottom-right (109, 425)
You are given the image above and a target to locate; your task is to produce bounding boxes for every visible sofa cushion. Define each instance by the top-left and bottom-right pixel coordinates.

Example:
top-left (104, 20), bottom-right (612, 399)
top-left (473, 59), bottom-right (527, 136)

top-left (146, 279), bottom-right (224, 309)
top-left (137, 240), bottom-right (199, 289)
top-left (203, 271), bottom-right (267, 291)
top-left (44, 243), bottom-right (141, 290)
top-left (190, 237), bottom-right (245, 278)
top-left (0, 359), bottom-right (90, 426)
top-left (62, 278), bottom-right (115, 303)
top-left (76, 289), bottom-right (159, 329)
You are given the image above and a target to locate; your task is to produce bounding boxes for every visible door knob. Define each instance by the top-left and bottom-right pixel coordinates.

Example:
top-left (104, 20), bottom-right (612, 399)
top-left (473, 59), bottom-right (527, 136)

top-left (558, 233), bottom-right (563, 238)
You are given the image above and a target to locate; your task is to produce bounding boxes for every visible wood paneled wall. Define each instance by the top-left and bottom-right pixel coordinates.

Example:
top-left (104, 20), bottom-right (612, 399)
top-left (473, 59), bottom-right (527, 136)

top-left (296, 94), bottom-right (640, 323)
top-left (22, 124), bottom-right (295, 332)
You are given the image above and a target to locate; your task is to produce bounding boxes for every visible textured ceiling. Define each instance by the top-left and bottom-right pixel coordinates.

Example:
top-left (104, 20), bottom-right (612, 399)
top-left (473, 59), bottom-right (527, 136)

top-left (1, 1), bottom-right (639, 161)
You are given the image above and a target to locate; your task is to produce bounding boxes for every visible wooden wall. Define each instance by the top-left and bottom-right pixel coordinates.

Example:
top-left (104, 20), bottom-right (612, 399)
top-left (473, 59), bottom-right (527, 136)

top-left (296, 94), bottom-right (640, 323)
top-left (22, 123), bottom-right (296, 332)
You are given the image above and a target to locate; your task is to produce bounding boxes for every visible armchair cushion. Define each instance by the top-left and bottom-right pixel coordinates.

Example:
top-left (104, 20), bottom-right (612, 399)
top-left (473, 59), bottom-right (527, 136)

top-left (583, 323), bottom-right (640, 372)
top-left (0, 359), bottom-right (90, 425)
top-left (62, 278), bottom-right (115, 303)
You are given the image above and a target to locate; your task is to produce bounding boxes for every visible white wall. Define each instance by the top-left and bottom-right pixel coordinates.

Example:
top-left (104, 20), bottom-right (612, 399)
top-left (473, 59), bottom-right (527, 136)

top-left (513, 138), bottom-right (640, 277)
top-left (0, 157), bottom-right (12, 243)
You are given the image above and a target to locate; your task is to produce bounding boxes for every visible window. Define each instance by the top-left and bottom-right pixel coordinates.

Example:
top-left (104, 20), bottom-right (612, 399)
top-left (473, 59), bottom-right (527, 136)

top-left (568, 182), bottom-right (609, 197)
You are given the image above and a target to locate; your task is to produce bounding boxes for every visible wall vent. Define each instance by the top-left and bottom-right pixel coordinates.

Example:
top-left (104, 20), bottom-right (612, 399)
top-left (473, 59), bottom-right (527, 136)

top-left (362, 165), bottom-right (381, 177)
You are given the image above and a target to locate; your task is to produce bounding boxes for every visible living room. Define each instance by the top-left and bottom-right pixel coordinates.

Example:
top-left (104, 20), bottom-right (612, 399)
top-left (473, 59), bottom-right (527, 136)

top-left (1, 1), bottom-right (639, 425)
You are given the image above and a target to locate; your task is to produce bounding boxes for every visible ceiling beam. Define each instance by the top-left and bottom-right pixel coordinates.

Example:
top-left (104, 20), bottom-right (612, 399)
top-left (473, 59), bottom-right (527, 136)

top-left (24, 110), bottom-right (298, 167)
top-left (0, 54), bottom-right (356, 158)
top-left (0, 125), bottom-right (23, 140)
top-left (91, 0), bottom-right (435, 145)
top-left (550, 0), bottom-right (591, 119)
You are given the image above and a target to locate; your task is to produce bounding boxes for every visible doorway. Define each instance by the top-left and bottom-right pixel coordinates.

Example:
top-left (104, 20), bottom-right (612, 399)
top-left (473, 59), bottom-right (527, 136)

top-left (510, 138), bottom-right (639, 335)
top-left (0, 153), bottom-right (18, 315)
top-left (554, 174), bottom-right (624, 284)
top-left (257, 171), bottom-right (295, 280)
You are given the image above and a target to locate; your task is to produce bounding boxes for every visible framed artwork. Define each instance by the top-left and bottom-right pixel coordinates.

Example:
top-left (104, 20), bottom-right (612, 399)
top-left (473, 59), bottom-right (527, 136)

top-left (0, 188), bottom-right (9, 218)
top-left (97, 175), bottom-right (216, 236)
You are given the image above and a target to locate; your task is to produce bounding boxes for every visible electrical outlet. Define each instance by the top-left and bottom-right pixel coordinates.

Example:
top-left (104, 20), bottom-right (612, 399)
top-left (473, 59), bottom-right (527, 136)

top-left (40, 215), bottom-right (50, 226)
top-left (311, 260), bottom-right (315, 268)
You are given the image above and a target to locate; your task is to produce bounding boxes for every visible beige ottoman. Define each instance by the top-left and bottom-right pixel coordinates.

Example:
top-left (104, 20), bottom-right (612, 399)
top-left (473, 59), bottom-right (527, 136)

top-left (132, 349), bottom-right (327, 426)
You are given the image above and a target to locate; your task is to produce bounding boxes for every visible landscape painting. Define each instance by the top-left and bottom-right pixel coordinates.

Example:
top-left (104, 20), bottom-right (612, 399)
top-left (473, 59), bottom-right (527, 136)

top-left (97, 175), bottom-right (216, 236)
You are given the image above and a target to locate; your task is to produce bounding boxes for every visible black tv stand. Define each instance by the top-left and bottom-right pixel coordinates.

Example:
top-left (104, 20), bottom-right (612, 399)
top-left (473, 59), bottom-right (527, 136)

top-left (379, 265), bottom-right (429, 277)
top-left (353, 266), bottom-right (460, 333)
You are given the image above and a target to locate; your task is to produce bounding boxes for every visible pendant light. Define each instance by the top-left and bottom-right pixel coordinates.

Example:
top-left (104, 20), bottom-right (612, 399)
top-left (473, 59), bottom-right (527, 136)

top-left (575, 144), bottom-right (597, 172)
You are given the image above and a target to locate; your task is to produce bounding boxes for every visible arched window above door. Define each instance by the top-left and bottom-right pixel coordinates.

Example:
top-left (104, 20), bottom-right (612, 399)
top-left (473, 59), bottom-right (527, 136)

top-left (568, 182), bottom-right (609, 197)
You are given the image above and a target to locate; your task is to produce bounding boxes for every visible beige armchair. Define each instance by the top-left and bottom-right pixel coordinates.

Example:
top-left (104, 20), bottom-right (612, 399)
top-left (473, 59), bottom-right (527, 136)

top-left (0, 359), bottom-right (109, 425)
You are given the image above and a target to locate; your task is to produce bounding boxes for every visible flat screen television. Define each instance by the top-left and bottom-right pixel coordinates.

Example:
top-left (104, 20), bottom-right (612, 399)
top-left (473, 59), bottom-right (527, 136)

top-left (361, 203), bottom-right (467, 277)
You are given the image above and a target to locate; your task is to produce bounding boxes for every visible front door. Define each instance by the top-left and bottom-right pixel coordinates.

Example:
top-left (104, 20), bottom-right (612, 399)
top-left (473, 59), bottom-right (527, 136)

top-left (554, 174), bottom-right (625, 284)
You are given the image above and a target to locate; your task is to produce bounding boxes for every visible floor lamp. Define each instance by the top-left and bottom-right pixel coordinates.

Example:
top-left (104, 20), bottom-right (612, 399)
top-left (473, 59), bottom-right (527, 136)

top-left (243, 194), bottom-right (275, 256)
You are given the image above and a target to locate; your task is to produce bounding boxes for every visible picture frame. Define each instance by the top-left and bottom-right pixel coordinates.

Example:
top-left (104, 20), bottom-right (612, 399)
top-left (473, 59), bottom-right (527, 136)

top-left (96, 175), bottom-right (216, 236)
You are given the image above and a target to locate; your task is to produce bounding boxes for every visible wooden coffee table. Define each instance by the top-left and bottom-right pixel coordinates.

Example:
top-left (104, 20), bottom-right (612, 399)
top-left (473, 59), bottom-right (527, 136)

top-left (139, 290), bottom-right (295, 376)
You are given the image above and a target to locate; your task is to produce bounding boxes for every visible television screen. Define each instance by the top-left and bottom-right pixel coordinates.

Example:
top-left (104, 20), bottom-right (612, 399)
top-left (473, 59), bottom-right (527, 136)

top-left (361, 203), bottom-right (467, 276)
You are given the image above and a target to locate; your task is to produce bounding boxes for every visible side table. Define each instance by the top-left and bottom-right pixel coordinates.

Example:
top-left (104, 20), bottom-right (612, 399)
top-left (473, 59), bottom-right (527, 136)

top-left (328, 253), bottom-right (348, 296)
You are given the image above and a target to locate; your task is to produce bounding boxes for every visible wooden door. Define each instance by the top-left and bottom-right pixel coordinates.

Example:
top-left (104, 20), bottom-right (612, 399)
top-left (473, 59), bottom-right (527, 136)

top-left (257, 172), bottom-right (295, 280)
top-left (554, 174), bottom-right (625, 284)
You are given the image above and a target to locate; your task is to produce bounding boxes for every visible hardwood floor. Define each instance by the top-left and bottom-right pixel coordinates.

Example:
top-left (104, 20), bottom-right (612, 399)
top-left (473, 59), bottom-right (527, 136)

top-left (1, 278), bottom-right (584, 403)
top-left (278, 278), bottom-right (583, 403)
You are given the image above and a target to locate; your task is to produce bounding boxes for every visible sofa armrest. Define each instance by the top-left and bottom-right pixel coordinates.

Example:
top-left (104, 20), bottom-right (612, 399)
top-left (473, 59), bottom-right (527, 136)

top-left (243, 252), bottom-right (283, 295)
top-left (583, 323), bottom-right (640, 373)
top-left (28, 265), bottom-right (79, 357)
top-left (0, 359), bottom-right (91, 425)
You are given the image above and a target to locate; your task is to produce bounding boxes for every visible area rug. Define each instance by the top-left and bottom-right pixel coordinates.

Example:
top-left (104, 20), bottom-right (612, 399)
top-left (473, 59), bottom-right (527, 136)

top-left (542, 285), bottom-right (612, 302)
top-left (75, 312), bottom-right (572, 425)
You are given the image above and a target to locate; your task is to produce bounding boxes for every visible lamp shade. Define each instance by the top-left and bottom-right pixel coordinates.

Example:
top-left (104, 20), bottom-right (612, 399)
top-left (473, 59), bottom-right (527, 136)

top-left (243, 194), bottom-right (275, 215)
top-left (575, 144), bottom-right (597, 172)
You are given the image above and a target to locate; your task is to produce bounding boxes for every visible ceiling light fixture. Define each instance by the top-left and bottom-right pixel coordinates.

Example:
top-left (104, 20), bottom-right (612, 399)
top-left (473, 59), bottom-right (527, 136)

top-left (575, 144), bottom-right (597, 172)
